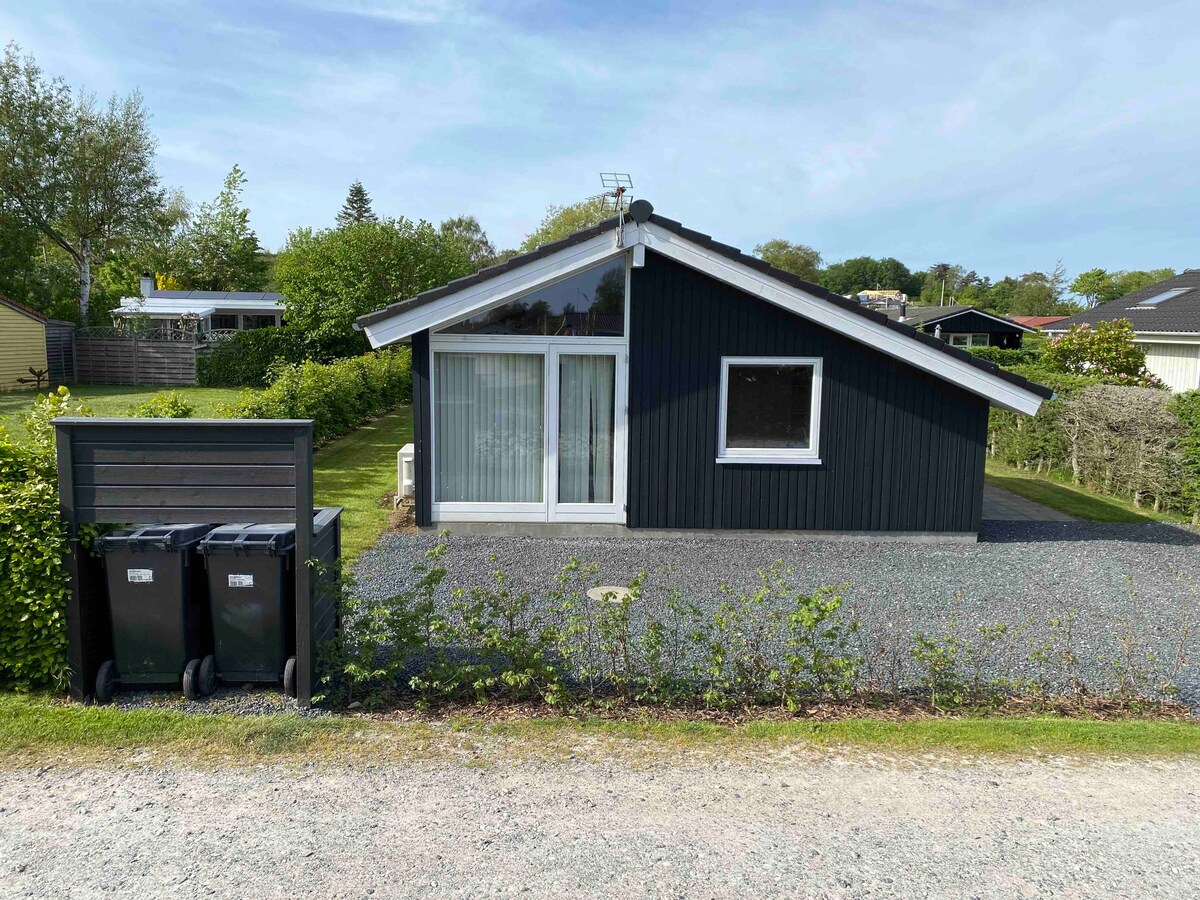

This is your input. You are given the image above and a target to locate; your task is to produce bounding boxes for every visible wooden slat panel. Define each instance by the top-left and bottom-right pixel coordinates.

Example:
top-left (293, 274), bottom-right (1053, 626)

top-left (75, 442), bottom-right (296, 465)
top-left (77, 485), bottom-right (295, 508)
top-left (73, 506), bottom-right (300, 523)
top-left (76, 464), bottom-right (296, 487)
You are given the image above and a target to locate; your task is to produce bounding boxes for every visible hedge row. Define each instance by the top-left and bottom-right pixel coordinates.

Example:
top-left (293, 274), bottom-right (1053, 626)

top-left (988, 365), bottom-right (1200, 520)
top-left (197, 327), bottom-right (307, 388)
top-left (221, 348), bottom-right (413, 446)
top-left (0, 389), bottom-right (82, 690)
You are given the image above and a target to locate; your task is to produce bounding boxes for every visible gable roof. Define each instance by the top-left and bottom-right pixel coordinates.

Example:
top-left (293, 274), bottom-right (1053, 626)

top-left (356, 207), bottom-right (1051, 414)
top-left (880, 304), bottom-right (1032, 332)
top-left (0, 295), bottom-right (74, 327)
top-left (1045, 270), bottom-right (1200, 335)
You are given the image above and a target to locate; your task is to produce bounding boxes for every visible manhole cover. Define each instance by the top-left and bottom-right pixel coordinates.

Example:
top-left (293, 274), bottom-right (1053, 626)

top-left (586, 585), bottom-right (633, 604)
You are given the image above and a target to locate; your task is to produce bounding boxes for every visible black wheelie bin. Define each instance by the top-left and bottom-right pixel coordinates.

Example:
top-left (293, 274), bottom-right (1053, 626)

top-left (198, 524), bottom-right (299, 698)
top-left (94, 524), bottom-right (215, 703)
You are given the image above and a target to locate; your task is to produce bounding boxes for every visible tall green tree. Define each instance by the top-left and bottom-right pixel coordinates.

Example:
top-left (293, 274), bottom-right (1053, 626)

top-left (336, 180), bottom-right (377, 228)
top-left (819, 256), bottom-right (921, 297)
top-left (0, 43), bottom-right (166, 321)
top-left (169, 165), bottom-right (268, 291)
top-left (274, 218), bottom-right (474, 358)
top-left (520, 198), bottom-right (609, 252)
top-left (439, 215), bottom-right (496, 268)
top-left (753, 239), bottom-right (822, 282)
top-left (1070, 268), bottom-right (1110, 308)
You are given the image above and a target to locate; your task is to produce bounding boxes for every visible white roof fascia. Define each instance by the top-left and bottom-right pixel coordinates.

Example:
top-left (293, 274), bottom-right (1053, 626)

top-left (362, 228), bottom-right (628, 348)
top-left (637, 222), bottom-right (1043, 415)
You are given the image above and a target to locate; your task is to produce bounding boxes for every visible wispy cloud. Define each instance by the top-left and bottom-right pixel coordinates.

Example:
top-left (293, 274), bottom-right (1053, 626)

top-left (5, 0), bottom-right (1200, 277)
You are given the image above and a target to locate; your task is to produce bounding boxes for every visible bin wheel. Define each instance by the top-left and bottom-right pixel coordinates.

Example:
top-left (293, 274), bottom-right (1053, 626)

top-left (199, 655), bottom-right (216, 697)
top-left (283, 657), bottom-right (297, 699)
top-left (95, 660), bottom-right (117, 704)
top-left (183, 658), bottom-right (202, 700)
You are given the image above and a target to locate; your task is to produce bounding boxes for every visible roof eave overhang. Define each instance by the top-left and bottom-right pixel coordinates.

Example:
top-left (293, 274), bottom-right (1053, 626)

top-left (359, 219), bottom-right (1046, 416)
top-left (920, 308), bottom-right (1036, 333)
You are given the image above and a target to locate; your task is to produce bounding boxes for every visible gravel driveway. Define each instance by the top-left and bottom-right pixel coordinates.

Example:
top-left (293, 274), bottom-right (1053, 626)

top-left (355, 522), bottom-right (1200, 705)
top-left (2, 755), bottom-right (1198, 898)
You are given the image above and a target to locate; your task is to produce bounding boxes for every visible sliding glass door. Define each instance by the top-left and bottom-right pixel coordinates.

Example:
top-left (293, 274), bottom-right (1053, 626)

top-left (431, 342), bottom-right (625, 523)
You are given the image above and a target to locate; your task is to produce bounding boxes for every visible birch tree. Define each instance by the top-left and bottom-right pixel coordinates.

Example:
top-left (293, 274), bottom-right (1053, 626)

top-left (0, 43), bottom-right (164, 321)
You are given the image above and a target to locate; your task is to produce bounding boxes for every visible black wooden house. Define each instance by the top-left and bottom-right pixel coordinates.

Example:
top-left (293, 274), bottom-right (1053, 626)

top-left (357, 202), bottom-right (1050, 537)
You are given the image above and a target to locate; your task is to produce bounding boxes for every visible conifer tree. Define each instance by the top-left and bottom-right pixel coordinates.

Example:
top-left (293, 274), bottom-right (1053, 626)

top-left (336, 180), bottom-right (377, 227)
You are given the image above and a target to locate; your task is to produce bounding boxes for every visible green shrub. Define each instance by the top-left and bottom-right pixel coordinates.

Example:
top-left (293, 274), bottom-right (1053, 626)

top-left (0, 388), bottom-right (90, 689)
top-left (964, 346), bottom-right (1042, 367)
top-left (130, 391), bottom-right (194, 418)
top-left (1042, 320), bottom-right (1163, 387)
top-left (197, 327), bottom-right (311, 388)
top-left (221, 348), bottom-right (412, 446)
top-left (1170, 390), bottom-right (1200, 524)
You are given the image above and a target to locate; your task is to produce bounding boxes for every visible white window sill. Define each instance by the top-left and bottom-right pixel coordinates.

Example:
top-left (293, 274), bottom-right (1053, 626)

top-left (716, 455), bottom-right (822, 466)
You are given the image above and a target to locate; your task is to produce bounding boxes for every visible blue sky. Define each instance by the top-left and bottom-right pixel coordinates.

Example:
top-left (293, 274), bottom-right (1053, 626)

top-left (3, 0), bottom-right (1198, 283)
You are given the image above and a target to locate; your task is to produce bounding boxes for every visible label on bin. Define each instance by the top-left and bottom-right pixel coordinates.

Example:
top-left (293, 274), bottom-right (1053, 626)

top-left (228, 574), bottom-right (254, 588)
top-left (126, 568), bottom-right (153, 583)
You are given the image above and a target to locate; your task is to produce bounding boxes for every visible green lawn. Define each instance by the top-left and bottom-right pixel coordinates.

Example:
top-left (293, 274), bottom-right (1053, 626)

top-left (3, 384), bottom-right (411, 561)
top-left (0, 383), bottom-right (248, 422)
top-left (314, 406), bottom-right (412, 562)
top-left (986, 461), bottom-right (1190, 524)
top-left (1, 693), bottom-right (1197, 766)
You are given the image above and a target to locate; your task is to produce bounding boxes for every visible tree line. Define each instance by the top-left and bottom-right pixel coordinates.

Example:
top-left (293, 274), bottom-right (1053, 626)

top-left (0, 42), bottom-right (1175, 341)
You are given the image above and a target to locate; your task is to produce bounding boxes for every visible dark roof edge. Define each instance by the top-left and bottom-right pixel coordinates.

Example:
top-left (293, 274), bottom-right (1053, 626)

top-left (354, 212), bottom-right (1053, 403)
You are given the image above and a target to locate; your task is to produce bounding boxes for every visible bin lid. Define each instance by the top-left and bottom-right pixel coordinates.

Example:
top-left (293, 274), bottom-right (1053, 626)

top-left (198, 523), bottom-right (297, 556)
top-left (96, 523), bottom-right (213, 553)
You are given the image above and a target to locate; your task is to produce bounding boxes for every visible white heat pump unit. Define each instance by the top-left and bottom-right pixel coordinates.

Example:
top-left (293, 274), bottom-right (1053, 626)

top-left (396, 443), bottom-right (415, 506)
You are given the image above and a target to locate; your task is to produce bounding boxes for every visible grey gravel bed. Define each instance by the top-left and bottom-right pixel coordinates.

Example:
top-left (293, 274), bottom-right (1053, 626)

top-left (353, 521), bottom-right (1200, 706)
top-left (110, 686), bottom-right (330, 717)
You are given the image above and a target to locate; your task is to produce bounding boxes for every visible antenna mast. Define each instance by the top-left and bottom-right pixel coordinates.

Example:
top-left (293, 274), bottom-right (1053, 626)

top-left (598, 173), bottom-right (633, 246)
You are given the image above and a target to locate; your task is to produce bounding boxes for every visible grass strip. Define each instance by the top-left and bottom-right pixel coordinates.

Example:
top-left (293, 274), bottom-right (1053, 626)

top-left (3, 694), bottom-right (1197, 767)
top-left (985, 462), bottom-right (1188, 524)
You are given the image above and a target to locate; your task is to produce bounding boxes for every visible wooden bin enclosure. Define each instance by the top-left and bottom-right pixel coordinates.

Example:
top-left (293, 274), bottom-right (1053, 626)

top-left (53, 418), bottom-right (341, 706)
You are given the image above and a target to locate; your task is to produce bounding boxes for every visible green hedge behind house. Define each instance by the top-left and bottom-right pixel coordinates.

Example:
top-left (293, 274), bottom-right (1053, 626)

top-left (964, 346), bottom-right (1044, 368)
top-left (221, 348), bottom-right (412, 446)
top-left (197, 327), bottom-right (311, 388)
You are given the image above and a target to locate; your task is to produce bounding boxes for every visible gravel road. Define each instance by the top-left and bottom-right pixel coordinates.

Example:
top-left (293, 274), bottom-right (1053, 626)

top-left (354, 521), bottom-right (1200, 705)
top-left (2, 754), bottom-right (1198, 899)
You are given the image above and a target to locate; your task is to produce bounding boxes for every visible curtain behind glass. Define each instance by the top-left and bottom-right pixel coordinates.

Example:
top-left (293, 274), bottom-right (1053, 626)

top-left (435, 353), bottom-right (544, 503)
top-left (558, 355), bottom-right (615, 504)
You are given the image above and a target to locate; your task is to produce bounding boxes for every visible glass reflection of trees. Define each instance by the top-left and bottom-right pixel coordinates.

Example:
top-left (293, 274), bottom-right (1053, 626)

top-left (443, 258), bottom-right (626, 337)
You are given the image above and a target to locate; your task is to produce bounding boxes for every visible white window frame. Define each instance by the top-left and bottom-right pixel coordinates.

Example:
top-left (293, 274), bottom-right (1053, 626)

top-left (717, 356), bottom-right (823, 465)
top-left (948, 333), bottom-right (990, 348)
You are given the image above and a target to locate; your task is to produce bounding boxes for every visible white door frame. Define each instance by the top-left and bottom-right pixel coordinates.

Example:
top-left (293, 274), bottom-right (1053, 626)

top-left (548, 345), bottom-right (627, 523)
top-left (428, 336), bottom-right (628, 524)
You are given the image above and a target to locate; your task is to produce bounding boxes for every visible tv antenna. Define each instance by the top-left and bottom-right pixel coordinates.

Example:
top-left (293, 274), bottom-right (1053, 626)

top-left (595, 173), bottom-right (633, 246)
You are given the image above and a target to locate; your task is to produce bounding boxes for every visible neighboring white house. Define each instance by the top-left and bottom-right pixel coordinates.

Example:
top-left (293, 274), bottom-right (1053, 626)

top-left (1045, 270), bottom-right (1200, 392)
top-left (113, 275), bottom-right (284, 336)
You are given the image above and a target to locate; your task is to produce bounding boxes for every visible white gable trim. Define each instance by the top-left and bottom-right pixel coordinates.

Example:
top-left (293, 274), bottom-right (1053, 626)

top-left (360, 219), bottom-right (1045, 415)
top-left (916, 307), bottom-right (1034, 333)
top-left (361, 231), bottom-right (626, 348)
top-left (636, 222), bottom-right (1043, 415)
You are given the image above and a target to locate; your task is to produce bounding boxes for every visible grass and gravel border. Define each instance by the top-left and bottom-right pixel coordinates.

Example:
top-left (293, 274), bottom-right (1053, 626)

top-left (3, 694), bottom-right (1199, 768)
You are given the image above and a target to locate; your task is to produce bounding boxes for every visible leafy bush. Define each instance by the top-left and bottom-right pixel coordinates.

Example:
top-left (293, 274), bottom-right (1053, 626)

top-left (197, 327), bottom-right (313, 388)
top-left (1042, 320), bottom-right (1163, 387)
top-left (0, 388), bottom-right (90, 689)
top-left (1172, 391), bottom-right (1200, 524)
top-left (964, 346), bottom-right (1042, 367)
top-left (221, 348), bottom-right (412, 446)
top-left (323, 538), bottom-right (862, 711)
top-left (130, 391), bottom-right (194, 418)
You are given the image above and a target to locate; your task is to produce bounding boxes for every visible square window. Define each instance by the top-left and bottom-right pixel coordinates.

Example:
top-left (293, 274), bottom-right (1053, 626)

top-left (718, 357), bottom-right (822, 464)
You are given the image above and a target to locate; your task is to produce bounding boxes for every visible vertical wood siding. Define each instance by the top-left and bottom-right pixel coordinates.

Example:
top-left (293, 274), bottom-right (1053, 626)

top-left (628, 252), bottom-right (990, 533)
